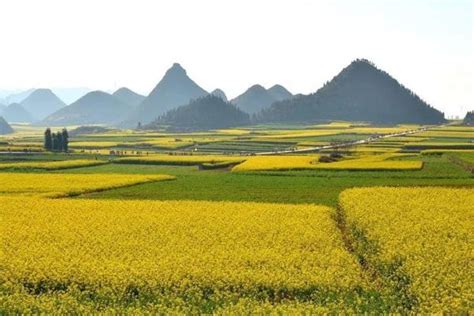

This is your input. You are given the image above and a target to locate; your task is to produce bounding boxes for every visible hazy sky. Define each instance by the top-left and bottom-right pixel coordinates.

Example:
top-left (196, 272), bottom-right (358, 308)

top-left (0, 0), bottom-right (472, 116)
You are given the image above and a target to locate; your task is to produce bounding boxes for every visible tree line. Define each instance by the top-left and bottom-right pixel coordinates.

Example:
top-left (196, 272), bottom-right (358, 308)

top-left (44, 128), bottom-right (69, 152)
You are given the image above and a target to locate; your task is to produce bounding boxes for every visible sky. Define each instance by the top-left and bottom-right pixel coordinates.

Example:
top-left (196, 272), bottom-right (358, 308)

top-left (0, 0), bottom-right (472, 117)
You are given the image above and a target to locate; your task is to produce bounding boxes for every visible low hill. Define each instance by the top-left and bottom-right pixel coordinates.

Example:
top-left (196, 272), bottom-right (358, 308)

top-left (463, 111), bottom-right (474, 125)
top-left (113, 87), bottom-right (145, 108)
top-left (126, 63), bottom-right (208, 126)
top-left (1, 103), bottom-right (34, 123)
top-left (231, 84), bottom-right (292, 115)
top-left (42, 91), bottom-right (131, 126)
top-left (20, 89), bottom-right (66, 120)
top-left (267, 84), bottom-right (293, 101)
top-left (211, 89), bottom-right (228, 101)
top-left (147, 94), bottom-right (250, 131)
top-left (0, 116), bottom-right (14, 134)
top-left (69, 125), bottom-right (114, 137)
top-left (258, 59), bottom-right (445, 125)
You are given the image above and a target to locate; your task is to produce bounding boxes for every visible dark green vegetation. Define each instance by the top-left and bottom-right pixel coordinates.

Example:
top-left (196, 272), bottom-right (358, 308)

top-left (44, 128), bottom-right (69, 152)
top-left (463, 110), bottom-right (474, 125)
top-left (148, 95), bottom-right (250, 131)
top-left (29, 153), bottom-right (469, 207)
top-left (257, 59), bottom-right (445, 125)
top-left (69, 125), bottom-right (114, 136)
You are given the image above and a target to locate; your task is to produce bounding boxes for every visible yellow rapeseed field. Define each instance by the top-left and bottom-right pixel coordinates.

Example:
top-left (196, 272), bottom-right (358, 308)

top-left (0, 198), bottom-right (369, 313)
top-left (116, 154), bottom-right (245, 166)
top-left (232, 153), bottom-right (422, 172)
top-left (0, 173), bottom-right (174, 197)
top-left (412, 130), bottom-right (474, 138)
top-left (340, 187), bottom-right (474, 314)
top-left (231, 155), bottom-right (320, 172)
top-left (314, 154), bottom-right (423, 170)
top-left (0, 159), bottom-right (108, 170)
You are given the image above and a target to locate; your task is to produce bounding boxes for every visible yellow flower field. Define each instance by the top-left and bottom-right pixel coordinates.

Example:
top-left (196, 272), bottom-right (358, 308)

top-left (0, 173), bottom-right (174, 197)
top-left (0, 198), bottom-right (369, 313)
top-left (340, 187), bottom-right (474, 313)
top-left (116, 154), bottom-right (245, 166)
top-left (0, 159), bottom-right (108, 170)
top-left (314, 154), bottom-right (423, 170)
top-left (231, 155), bottom-right (320, 171)
top-left (232, 153), bottom-right (422, 172)
top-left (412, 130), bottom-right (474, 138)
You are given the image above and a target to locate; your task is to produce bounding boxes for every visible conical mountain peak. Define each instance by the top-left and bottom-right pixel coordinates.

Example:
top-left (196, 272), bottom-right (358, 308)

top-left (124, 63), bottom-right (208, 126)
top-left (42, 90), bottom-right (132, 126)
top-left (20, 88), bottom-right (65, 120)
top-left (258, 59), bottom-right (445, 124)
top-left (165, 63), bottom-right (187, 78)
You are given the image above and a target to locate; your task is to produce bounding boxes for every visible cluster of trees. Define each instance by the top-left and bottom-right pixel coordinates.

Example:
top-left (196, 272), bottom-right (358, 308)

top-left (44, 128), bottom-right (69, 152)
top-left (463, 111), bottom-right (473, 125)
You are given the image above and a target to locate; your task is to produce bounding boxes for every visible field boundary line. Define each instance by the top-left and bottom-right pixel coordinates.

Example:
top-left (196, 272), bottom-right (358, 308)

top-left (334, 205), bottom-right (420, 313)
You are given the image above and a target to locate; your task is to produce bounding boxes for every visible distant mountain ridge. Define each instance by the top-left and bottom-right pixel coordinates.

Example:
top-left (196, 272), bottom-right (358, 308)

top-left (1, 103), bottom-right (34, 123)
top-left (0, 89), bottom-right (35, 105)
top-left (231, 84), bottom-right (292, 115)
top-left (257, 59), bottom-right (445, 124)
top-left (0, 116), bottom-right (14, 134)
top-left (42, 91), bottom-right (132, 126)
top-left (147, 94), bottom-right (250, 131)
top-left (20, 89), bottom-right (66, 120)
top-left (126, 63), bottom-right (208, 126)
top-left (113, 87), bottom-right (145, 108)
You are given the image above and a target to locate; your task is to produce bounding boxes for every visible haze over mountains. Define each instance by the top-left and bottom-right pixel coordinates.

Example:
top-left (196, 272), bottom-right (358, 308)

top-left (231, 84), bottom-right (293, 115)
top-left (0, 103), bottom-right (34, 123)
top-left (42, 91), bottom-right (132, 126)
top-left (0, 89), bottom-right (35, 105)
top-left (113, 88), bottom-right (145, 108)
top-left (0, 88), bottom-right (90, 106)
top-left (20, 89), bottom-right (66, 120)
top-left (1, 59), bottom-right (450, 128)
top-left (0, 116), bottom-right (13, 134)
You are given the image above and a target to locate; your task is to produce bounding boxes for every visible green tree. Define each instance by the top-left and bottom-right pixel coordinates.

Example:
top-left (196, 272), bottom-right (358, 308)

top-left (44, 128), bottom-right (52, 151)
top-left (61, 128), bottom-right (69, 152)
top-left (51, 132), bottom-right (58, 151)
top-left (56, 132), bottom-right (63, 151)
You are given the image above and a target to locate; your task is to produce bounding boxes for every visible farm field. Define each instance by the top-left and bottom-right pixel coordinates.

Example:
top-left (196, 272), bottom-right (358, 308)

top-left (0, 122), bottom-right (473, 313)
top-left (340, 187), bottom-right (474, 313)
